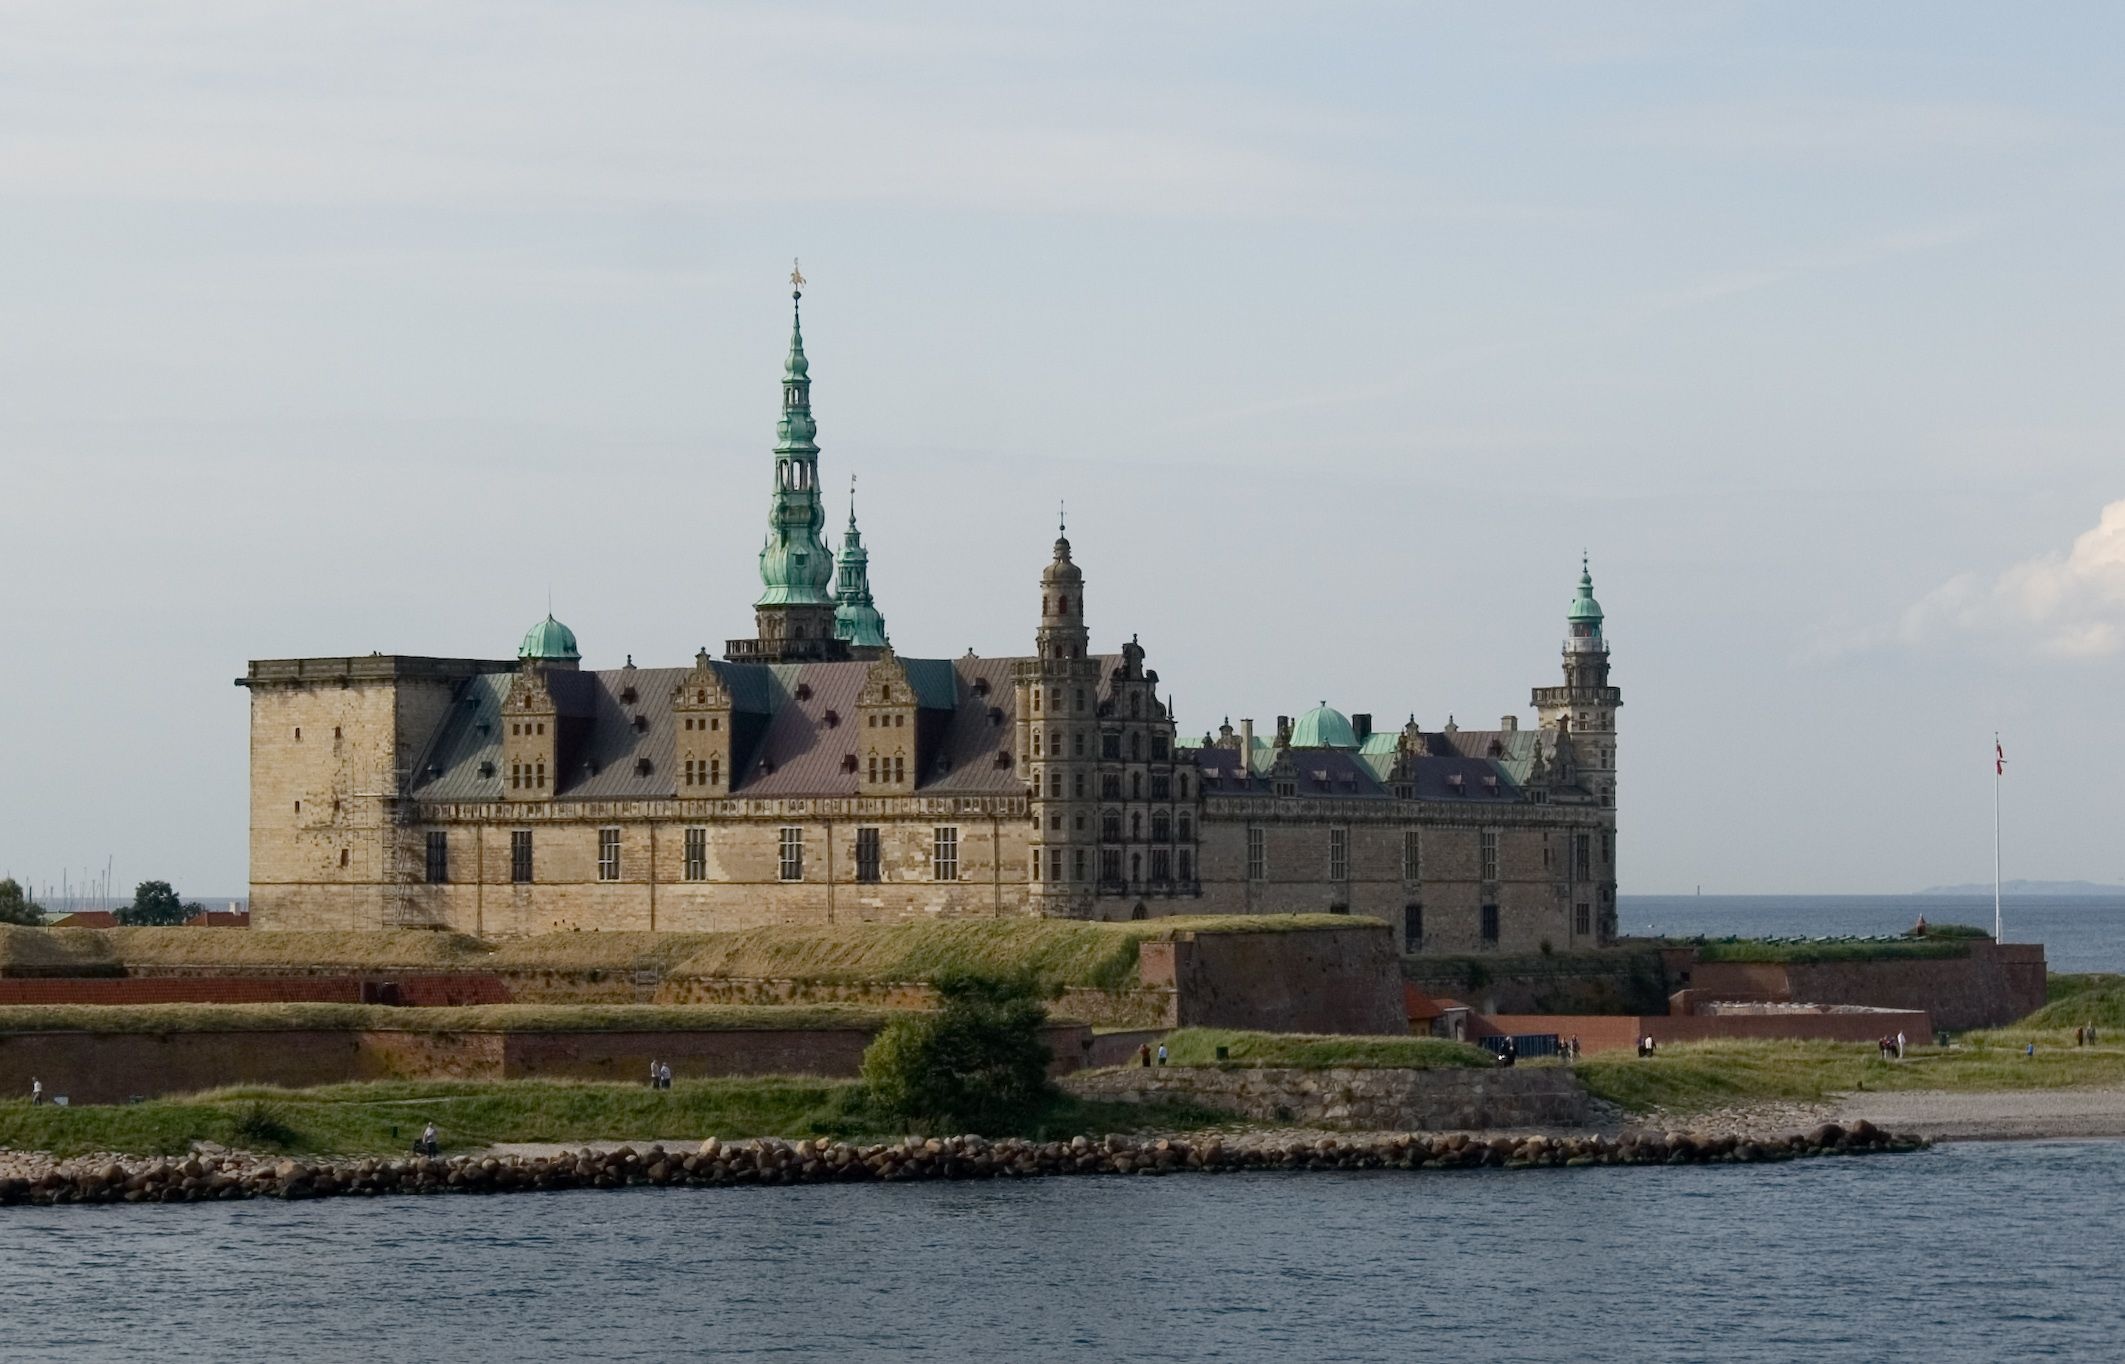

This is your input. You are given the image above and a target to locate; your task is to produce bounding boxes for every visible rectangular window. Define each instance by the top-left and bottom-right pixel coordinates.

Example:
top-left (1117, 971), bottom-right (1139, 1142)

top-left (424, 831), bottom-right (448, 884)
top-left (1246, 827), bottom-right (1266, 881)
top-left (855, 827), bottom-right (882, 883)
top-left (1151, 848), bottom-right (1171, 881)
top-left (1329, 827), bottom-right (1349, 882)
top-left (1150, 774), bottom-right (1170, 800)
top-left (779, 827), bottom-right (804, 881)
top-left (1101, 773), bottom-right (1122, 799)
top-left (1101, 734), bottom-right (1121, 760)
top-left (1074, 849), bottom-right (1087, 882)
top-left (510, 830), bottom-right (533, 884)
top-left (598, 828), bottom-right (621, 881)
top-left (684, 827), bottom-right (707, 881)
top-left (1151, 738), bottom-right (1168, 761)
top-left (1403, 903), bottom-right (1423, 947)
top-left (1575, 902), bottom-right (1591, 936)
top-left (1601, 831), bottom-right (1612, 867)
top-left (933, 826), bottom-right (959, 881)
top-left (1049, 849), bottom-right (1063, 882)
top-left (1481, 903), bottom-right (1500, 943)
top-left (1480, 830), bottom-right (1499, 882)
top-left (1402, 829), bottom-right (1420, 882)
top-left (1574, 833), bottom-right (1591, 881)
top-left (1100, 849), bottom-right (1122, 884)
top-left (1177, 849), bottom-right (1193, 882)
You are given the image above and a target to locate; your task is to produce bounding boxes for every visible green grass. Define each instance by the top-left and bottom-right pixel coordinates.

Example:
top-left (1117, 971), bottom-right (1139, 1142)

top-left (1688, 938), bottom-right (1972, 964)
top-left (0, 1002), bottom-right (895, 1035)
top-left (1577, 1034), bottom-right (2125, 1115)
top-left (2021, 975), bottom-right (2125, 1031)
top-left (0, 1077), bottom-right (1230, 1158)
top-left (1155, 1027), bottom-right (1495, 1070)
top-left (667, 915), bottom-right (1372, 993)
top-left (2, 916), bottom-right (1377, 992)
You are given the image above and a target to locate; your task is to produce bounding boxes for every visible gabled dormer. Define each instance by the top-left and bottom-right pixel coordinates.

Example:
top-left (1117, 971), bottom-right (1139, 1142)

top-left (672, 650), bottom-right (734, 796)
top-left (500, 664), bottom-right (558, 801)
top-left (858, 650), bottom-right (917, 795)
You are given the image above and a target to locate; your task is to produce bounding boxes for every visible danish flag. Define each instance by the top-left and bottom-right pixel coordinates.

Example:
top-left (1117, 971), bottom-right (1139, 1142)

top-left (1995, 738), bottom-right (2006, 776)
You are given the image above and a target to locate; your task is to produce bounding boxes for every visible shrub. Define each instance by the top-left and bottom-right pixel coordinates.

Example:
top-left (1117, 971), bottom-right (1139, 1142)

top-left (860, 972), bottom-right (1054, 1135)
top-left (229, 1099), bottom-right (298, 1149)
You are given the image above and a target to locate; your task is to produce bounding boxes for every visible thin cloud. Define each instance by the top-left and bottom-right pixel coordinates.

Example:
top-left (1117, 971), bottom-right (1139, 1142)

top-left (1899, 501), bottom-right (2125, 658)
top-left (1606, 96), bottom-right (2068, 160)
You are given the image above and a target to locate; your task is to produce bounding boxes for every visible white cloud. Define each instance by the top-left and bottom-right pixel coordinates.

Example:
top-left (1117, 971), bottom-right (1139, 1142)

top-left (1900, 500), bottom-right (2125, 658)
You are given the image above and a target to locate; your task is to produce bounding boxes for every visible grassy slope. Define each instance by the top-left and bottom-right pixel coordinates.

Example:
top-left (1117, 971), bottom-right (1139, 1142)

top-left (0, 1002), bottom-right (895, 1034)
top-left (1157, 1028), bottom-right (1493, 1070)
top-left (2030, 974), bottom-right (2125, 1029)
top-left (1578, 1034), bottom-right (2125, 1114)
top-left (1, 916), bottom-right (1372, 991)
top-left (0, 1078), bottom-right (1225, 1158)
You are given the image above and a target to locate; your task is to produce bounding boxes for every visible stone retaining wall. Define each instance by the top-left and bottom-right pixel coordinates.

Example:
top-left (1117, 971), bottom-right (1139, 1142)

top-left (1067, 1064), bottom-right (1588, 1130)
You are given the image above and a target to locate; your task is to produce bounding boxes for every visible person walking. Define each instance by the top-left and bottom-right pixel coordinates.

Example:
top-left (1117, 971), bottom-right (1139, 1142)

top-left (650, 1058), bottom-right (661, 1088)
top-left (1895, 1031), bottom-right (1906, 1060)
top-left (419, 1122), bottom-right (439, 1158)
top-left (1138, 1042), bottom-right (1152, 1068)
top-left (658, 1062), bottom-right (673, 1091)
top-left (1156, 1043), bottom-right (1168, 1067)
top-left (30, 1077), bottom-right (42, 1105)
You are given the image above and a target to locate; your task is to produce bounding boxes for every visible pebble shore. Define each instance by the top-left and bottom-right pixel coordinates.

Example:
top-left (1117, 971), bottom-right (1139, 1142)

top-left (0, 1122), bottom-right (1927, 1206)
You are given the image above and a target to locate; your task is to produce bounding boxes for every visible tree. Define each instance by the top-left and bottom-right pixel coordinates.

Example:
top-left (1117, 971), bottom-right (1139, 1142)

top-left (860, 972), bottom-right (1055, 1135)
top-left (0, 878), bottom-right (43, 926)
top-left (118, 880), bottom-right (188, 927)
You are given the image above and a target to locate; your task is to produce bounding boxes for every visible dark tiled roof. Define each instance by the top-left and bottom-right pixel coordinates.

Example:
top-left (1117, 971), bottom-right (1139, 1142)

top-left (1192, 742), bottom-right (1523, 803)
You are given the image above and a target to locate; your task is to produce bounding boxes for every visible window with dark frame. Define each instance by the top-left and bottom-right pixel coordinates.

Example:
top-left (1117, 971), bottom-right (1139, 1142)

top-left (684, 827), bottom-right (707, 881)
top-left (1481, 903), bottom-right (1500, 943)
top-left (855, 827), bottom-right (882, 883)
top-left (598, 828), bottom-right (620, 881)
top-left (424, 831), bottom-right (448, 884)
top-left (510, 830), bottom-right (533, 884)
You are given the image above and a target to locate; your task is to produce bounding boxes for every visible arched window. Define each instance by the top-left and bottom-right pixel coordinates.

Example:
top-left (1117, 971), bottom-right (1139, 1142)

top-left (1131, 812), bottom-right (1142, 840)
top-left (1178, 812), bottom-right (1192, 843)
top-left (1073, 772), bottom-right (1086, 798)
top-left (1102, 810), bottom-right (1121, 843)
top-left (1132, 772), bottom-right (1143, 800)
top-left (868, 755), bottom-right (878, 782)
top-left (1131, 903), bottom-right (1147, 921)
top-left (1131, 852), bottom-right (1141, 882)
top-left (1129, 732), bottom-right (1141, 761)
top-left (1179, 772), bottom-right (1190, 799)
top-left (1152, 812), bottom-right (1170, 842)
top-left (1129, 693), bottom-right (1141, 717)
top-left (1033, 733), bottom-right (1043, 757)
top-left (710, 758), bottom-right (720, 785)
top-left (1057, 596), bottom-right (1069, 614)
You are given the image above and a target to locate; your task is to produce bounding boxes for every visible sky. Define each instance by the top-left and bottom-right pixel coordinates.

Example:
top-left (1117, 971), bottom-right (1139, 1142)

top-left (3, 2), bottom-right (2123, 899)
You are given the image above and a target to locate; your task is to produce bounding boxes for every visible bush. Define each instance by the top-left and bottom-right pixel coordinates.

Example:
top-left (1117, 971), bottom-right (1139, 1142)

top-left (860, 972), bottom-right (1054, 1135)
top-left (229, 1099), bottom-right (298, 1149)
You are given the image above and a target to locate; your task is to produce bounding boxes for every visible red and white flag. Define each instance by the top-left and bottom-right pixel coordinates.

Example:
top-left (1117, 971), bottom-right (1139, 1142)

top-left (1995, 738), bottom-right (2006, 776)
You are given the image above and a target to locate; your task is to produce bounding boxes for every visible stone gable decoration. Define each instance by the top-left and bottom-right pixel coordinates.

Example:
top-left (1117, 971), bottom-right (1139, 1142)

top-left (238, 280), bottom-right (1620, 944)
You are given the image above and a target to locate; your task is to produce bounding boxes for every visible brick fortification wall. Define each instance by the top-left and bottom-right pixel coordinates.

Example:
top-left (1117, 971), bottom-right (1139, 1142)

top-left (1069, 1065), bottom-right (1588, 1131)
top-left (1139, 924), bottom-right (1406, 1035)
top-left (1681, 942), bottom-right (2045, 1031)
top-left (1402, 948), bottom-right (1673, 1016)
top-left (0, 1022), bottom-right (1095, 1104)
top-left (0, 975), bottom-right (508, 1007)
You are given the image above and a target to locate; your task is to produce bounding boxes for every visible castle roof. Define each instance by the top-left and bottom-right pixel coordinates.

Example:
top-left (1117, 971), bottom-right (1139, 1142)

top-left (1290, 703), bottom-right (1358, 749)
top-left (518, 614), bottom-right (580, 662)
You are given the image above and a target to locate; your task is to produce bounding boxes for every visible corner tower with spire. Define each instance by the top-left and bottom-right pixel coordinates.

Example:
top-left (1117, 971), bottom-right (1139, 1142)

top-left (1014, 512), bottom-right (1100, 917)
top-left (728, 262), bottom-right (850, 663)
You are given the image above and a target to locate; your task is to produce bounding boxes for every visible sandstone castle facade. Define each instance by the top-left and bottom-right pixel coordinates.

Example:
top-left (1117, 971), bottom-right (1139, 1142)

top-left (242, 281), bottom-right (1622, 950)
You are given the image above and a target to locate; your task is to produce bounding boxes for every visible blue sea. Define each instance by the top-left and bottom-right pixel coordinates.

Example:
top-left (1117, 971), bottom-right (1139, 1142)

top-left (5, 1143), bottom-right (2122, 1362)
top-left (1622, 894), bottom-right (2125, 974)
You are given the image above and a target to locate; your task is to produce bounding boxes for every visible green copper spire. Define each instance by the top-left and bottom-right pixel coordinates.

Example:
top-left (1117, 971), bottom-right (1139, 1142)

top-left (1567, 552), bottom-right (1604, 629)
top-left (517, 613), bottom-right (580, 662)
top-left (756, 262), bottom-right (834, 609)
top-left (833, 475), bottom-right (889, 649)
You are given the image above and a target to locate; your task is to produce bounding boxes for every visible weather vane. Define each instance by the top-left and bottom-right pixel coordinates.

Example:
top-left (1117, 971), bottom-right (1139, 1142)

top-left (790, 258), bottom-right (806, 296)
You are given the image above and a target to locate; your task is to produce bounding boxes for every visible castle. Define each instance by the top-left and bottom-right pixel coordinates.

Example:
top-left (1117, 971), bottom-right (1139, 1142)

top-left (240, 280), bottom-right (1621, 949)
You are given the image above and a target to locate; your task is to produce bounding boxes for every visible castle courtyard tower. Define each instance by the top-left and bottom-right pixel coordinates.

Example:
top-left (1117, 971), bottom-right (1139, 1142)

top-left (1533, 556), bottom-right (1621, 941)
top-left (832, 478), bottom-right (889, 656)
top-left (1015, 521), bottom-right (1099, 917)
top-left (730, 265), bottom-right (845, 662)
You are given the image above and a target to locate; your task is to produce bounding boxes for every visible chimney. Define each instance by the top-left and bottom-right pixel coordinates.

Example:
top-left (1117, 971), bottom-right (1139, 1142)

top-left (1501, 715), bottom-right (1518, 732)
top-left (1239, 718), bottom-right (1254, 770)
top-left (1352, 713), bottom-right (1373, 742)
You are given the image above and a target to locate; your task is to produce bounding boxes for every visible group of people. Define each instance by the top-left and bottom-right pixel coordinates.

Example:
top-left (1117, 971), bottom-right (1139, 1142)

top-left (1635, 1035), bottom-right (1659, 1058)
top-left (647, 1060), bottom-right (675, 1089)
top-left (1876, 1032), bottom-right (1908, 1060)
top-left (2075, 1024), bottom-right (2102, 1046)
top-left (1135, 1043), bottom-right (1169, 1067)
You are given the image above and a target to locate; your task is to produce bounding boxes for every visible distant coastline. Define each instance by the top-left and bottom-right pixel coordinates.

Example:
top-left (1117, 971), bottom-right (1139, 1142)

top-left (1915, 880), bottom-right (2125, 898)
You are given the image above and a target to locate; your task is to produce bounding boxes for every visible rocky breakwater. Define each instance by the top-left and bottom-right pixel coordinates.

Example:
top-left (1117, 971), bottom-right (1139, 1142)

top-left (0, 1121), bottom-right (1925, 1207)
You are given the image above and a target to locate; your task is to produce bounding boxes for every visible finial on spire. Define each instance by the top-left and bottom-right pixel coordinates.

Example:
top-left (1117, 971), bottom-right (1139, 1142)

top-left (790, 257), bottom-right (805, 299)
top-left (1058, 499), bottom-right (1067, 537)
top-left (849, 472), bottom-right (858, 528)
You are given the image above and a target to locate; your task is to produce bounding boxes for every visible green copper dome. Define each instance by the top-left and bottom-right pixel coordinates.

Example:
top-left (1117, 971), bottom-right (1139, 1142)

top-left (1567, 555), bottom-right (1604, 626)
top-left (1290, 702), bottom-right (1358, 749)
top-left (518, 614), bottom-right (580, 661)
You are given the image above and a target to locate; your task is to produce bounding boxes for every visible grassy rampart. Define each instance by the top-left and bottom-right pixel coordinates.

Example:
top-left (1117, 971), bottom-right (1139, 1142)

top-left (1156, 1028), bottom-right (1494, 1070)
top-left (0, 1078), bottom-right (1226, 1158)
top-left (1685, 937), bottom-right (1972, 964)
top-left (0, 1002), bottom-right (892, 1035)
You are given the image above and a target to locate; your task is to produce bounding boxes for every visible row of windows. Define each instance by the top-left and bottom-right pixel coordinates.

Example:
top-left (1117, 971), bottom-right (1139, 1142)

top-left (866, 713), bottom-right (906, 729)
top-left (1094, 733), bottom-right (1169, 762)
top-left (291, 726), bottom-right (344, 741)
top-left (1093, 772), bottom-right (1185, 800)
top-left (1090, 848), bottom-right (1194, 885)
top-left (1099, 811), bottom-right (1195, 843)
top-left (868, 755), bottom-right (907, 784)
top-left (444, 826), bottom-right (974, 886)
top-left (509, 760), bottom-right (547, 790)
top-left (1245, 827), bottom-right (1428, 883)
top-left (1396, 902), bottom-right (1594, 948)
top-left (681, 758), bottom-right (722, 787)
top-left (679, 716), bottom-right (722, 732)
top-left (1028, 686), bottom-right (1088, 714)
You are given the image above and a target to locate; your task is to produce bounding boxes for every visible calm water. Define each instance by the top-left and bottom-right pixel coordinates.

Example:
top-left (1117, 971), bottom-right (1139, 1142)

top-left (6, 1141), bottom-right (2123, 1362)
top-left (1622, 894), bottom-right (2125, 974)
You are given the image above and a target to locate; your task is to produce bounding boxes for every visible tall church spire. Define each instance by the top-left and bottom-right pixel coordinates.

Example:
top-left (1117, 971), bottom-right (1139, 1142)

top-left (834, 475), bottom-right (889, 651)
top-left (730, 262), bottom-right (845, 662)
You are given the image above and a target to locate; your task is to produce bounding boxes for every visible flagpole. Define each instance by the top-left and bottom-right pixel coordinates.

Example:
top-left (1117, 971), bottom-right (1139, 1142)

top-left (1993, 732), bottom-right (2002, 943)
